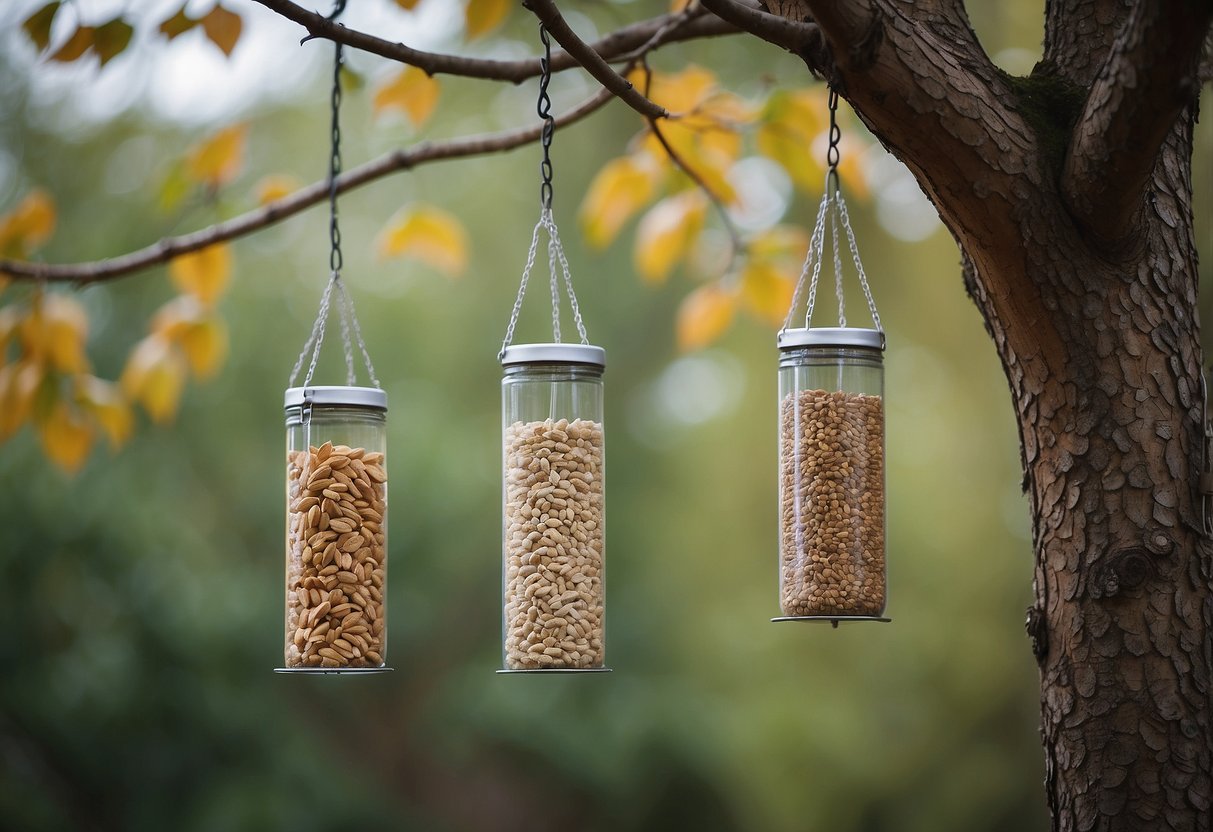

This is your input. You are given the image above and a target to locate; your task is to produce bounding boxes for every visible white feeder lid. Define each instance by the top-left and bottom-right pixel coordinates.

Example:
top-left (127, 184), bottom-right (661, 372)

top-left (778, 327), bottom-right (884, 351)
top-left (500, 343), bottom-right (606, 368)
top-left (284, 386), bottom-right (387, 410)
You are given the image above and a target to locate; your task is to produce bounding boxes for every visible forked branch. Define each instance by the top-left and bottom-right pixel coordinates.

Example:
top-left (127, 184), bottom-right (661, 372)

top-left (1062, 2), bottom-right (1213, 243)
top-left (523, 0), bottom-right (667, 121)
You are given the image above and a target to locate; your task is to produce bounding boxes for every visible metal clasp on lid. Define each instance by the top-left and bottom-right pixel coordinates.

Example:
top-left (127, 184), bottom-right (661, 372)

top-left (301, 387), bottom-right (314, 427)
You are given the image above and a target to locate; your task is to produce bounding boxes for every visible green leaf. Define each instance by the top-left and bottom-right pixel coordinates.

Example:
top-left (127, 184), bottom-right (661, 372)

top-left (22, 2), bottom-right (60, 52)
top-left (339, 65), bottom-right (365, 93)
top-left (158, 162), bottom-right (190, 213)
top-left (93, 18), bottom-right (133, 67)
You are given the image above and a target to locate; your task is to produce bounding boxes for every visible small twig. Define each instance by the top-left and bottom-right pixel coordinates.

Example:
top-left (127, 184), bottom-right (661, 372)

top-left (0, 90), bottom-right (615, 284)
top-left (605, 1), bottom-right (702, 65)
top-left (639, 62), bottom-right (743, 273)
top-left (524, 0), bottom-right (668, 121)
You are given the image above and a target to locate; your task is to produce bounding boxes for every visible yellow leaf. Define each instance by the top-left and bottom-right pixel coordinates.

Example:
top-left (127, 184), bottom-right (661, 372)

top-left (19, 293), bottom-right (55, 363)
top-left (740, 261), bottom-right (795, 327)
top-left (761, 89), bottom-right (825, 143)
top-left (0, 360), bottom-right (42, 440)
top-left (121, 335), bottom-right (186, 424)
top-left (93, 17), bottom-right (134, 67)
top-left (676, 284), bottom-right (735, 351)
top-left (38, 399), bottom-right (94, 474)
top-left (159, 4), bottom-right (199, 40)
top-left (372, 67), bottom-right (440, 127)
top-left (253, 174), bottom-right (302, 205)
top-left (757, 121), bottom-right (821, 192)
top-left (201, 5), bottom-right (242, 57)
top-left (76, 375), bottom-right (132, 448)
top-left (639, 65), bottom-right (718, 114)
top-left (149, 296), bottom-right (225, 377)
top-left (185, 124), bottom-right (247, 189)
top-left (169, 244), bottom-right (232, 306)
top-left (748, 226), bottom-right (809, 260)
top-left (464, 0), bottom-right (510, 39)
top-left (179, 316), bottom-right (228, 379)
top-left (376, 205), bottom-right (469, 278)
top-left (757, 89), bottom-right (826, 192)
top-left (634, 191), bottom-right (707, 284)
top-left (151, 295), bottom-right (204, 340)
top-left (0, 189), bottom-right (57, 259)
top-left (630, 68), bottom-right (749, 207)
top-left (23, 2), bottom-right (61, 51)
top-left (50, 25), bottom-right (95, 62)
top-left (0, 305), bottom-right (19, 351)
top-left (579, 155), bottom-right (661, 248)
top-left (41, 293), bottom-right (90, 373)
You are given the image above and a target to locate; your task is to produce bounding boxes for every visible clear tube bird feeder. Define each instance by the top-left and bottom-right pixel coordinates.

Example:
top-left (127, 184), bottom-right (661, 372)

top-left (772, 86), bottom-right (891, 626)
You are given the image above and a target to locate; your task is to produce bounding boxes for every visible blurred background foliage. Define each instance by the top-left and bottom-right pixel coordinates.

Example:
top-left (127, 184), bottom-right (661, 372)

top-left (1, 1), bottom-right (1210, 831)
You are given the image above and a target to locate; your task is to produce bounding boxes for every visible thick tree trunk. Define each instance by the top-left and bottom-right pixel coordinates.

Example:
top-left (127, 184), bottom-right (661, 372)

top-left (765, 1), bottom-right (1213, 828)
top-left (979, 110), bottom-right (1212, 832)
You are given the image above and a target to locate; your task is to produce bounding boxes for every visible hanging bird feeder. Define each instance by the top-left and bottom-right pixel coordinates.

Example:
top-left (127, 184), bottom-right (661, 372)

top-left (497, 24), bottom-right (609, 673)
top-left (279, 0), bottom-right (392, 672)
top-left (774, 88), bottom-right (890, 626)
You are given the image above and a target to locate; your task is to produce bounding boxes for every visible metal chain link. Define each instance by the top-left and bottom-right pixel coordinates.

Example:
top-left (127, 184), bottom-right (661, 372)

top-left (537, 24), bottom-right (555, 210)
top-left (335, 278), bottom-right (381, 387)
top-left (290, 275), bottom-right (336, 387)
top-left (548, 227), bottom-right (562, 343)
top-left (288, 0), bottom-right (380, 389)
top-left (836, 184), bottom-right (882, 334)
top-left (546, 210), bottom-right (589, 345)
top-left (499, 23), bottom-right (591, 357)
top-left (328, 1), bottom-right (346, 274)
top-left (782, 86), bottom-right (882, 335)
top-left (500, 216), bottom-right (545, 357)
top-left (333, 280), bottom-right (356, 384)
top-left (783, 187), bottom-right (829, 332)
top-left (830, 189), bottom-right (846, 328)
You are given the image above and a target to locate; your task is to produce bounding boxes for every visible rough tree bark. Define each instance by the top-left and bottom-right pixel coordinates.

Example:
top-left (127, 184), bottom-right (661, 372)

top-left (707, 0), bottom-right (1213, 828)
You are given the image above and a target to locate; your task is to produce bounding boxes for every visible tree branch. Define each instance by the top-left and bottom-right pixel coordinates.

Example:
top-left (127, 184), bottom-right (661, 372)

top-left (1061, 1), bottom-right (1213, 243)
top-left (253, 0), bottom-right (736, 84)
top-left (0, 90), bottom-right (614, 284)
top-left (697, 0), bottom-right (820, 54)
top-left (522, 0), bottom-right (667, 121)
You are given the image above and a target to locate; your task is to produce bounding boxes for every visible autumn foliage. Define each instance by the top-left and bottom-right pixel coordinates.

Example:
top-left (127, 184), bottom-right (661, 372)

top-left (3, 1), bottom-right (869, 473)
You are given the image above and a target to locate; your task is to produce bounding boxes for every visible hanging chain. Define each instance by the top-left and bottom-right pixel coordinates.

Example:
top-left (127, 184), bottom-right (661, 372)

top-left (781, 85), bottom-right (883, 337)
top-left (499, 22), bottom-right (589, 358)
top-left (537, 24), bottom-right (555, 210)
top-left (826, 87), bottom-right (841, 184)
top-left (826, 87), bottom-right (845, 326)
top-left (327, 0), bottom-right (346, 275)
top-left (289, 0), bottom-right (380, 389)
